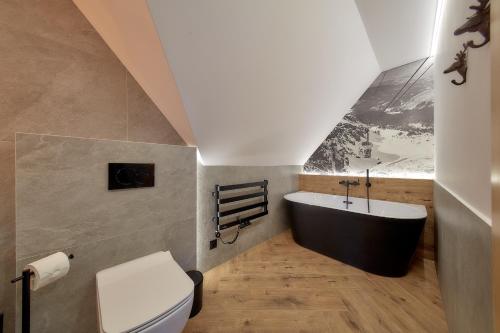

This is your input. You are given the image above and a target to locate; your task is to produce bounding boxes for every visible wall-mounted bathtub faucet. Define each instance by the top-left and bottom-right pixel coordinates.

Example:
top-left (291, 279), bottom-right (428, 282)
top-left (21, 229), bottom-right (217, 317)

top-left (339, 179), bottom-right (360, 209)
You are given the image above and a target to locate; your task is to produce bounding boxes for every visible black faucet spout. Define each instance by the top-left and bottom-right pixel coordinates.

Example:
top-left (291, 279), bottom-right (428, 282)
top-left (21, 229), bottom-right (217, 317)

top-left (339, 178), bottom-right (360, 209)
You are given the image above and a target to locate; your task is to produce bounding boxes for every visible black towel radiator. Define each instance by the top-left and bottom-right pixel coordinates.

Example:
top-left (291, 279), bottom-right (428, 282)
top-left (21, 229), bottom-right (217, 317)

top-left (212, 180), bottom-right (268, 244)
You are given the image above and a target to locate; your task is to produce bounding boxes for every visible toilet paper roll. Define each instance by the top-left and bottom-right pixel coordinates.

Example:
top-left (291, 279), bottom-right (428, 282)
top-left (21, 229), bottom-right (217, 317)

top-left (25, 252), bottom-right (70, 291)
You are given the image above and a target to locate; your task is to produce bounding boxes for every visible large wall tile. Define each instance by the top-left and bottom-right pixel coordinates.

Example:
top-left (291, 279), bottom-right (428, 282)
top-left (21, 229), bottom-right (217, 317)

top-left (127, 72), bottom-right (186, 145)
top-left (0, 142), bottom-right (15, 333)
top-left (0, 1), bottom-right (188, 331)
top-left (16, 134), bottom-right (196, 258)
top-left (197, 165), bottom-right (300, 272)
top-left (0, 0), bottom-right (185, 146)
top-left (434, 182), bottom-right (493, 333)
top-left (0, 0), bottom-right (128, 142)
top-left (14, 133), bottom-right (196, 333)
top-left (16, 220), bottom-right (195, 333)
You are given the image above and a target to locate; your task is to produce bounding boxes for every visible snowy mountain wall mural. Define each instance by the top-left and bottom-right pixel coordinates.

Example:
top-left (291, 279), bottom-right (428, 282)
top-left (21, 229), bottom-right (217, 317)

top-left (304, 58), bottom-right (434, 178)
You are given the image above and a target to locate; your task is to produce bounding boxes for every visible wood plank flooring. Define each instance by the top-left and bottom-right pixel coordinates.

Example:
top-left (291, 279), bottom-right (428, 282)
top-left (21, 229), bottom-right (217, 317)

top-left (184, 231), bottom-right (448, 333)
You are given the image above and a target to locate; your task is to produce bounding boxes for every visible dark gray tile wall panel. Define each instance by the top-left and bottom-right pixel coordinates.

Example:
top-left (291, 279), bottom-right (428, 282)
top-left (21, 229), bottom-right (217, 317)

top-left (197, 164), bottom-right (300, 272)
top-left (15, 134), bottom-right (196, 333)
top-left (434, 182), bottom-right (493, 333)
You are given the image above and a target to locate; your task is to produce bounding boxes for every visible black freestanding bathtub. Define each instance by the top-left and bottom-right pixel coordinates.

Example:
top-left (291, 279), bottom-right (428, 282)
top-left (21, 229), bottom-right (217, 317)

top-left (285, 191), bottom-right (426, 277)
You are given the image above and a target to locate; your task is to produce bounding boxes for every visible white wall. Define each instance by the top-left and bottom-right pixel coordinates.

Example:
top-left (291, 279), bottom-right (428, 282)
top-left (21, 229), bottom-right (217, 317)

top-left (434, 0), bottom-right (491, 223)
top-left (355, 0), bottom-right (437, 71)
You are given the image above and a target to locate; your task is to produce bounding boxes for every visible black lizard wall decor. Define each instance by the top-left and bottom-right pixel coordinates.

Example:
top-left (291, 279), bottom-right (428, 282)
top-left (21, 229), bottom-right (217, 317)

top-left (454, 0), bottom-right (490, 48)
top-left (444, 0), bottom-right (489, 86)
top-left (443, 44), bottom-right (468, 86)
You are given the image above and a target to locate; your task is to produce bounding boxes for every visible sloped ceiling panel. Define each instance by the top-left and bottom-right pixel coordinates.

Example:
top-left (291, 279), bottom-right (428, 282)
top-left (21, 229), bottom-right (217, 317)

top-left (355, 0), bottom-right (437, 71)
top-left (148, 0), bottom-right (380, 165)
top-left (73, 0), bottom-right (196, 145)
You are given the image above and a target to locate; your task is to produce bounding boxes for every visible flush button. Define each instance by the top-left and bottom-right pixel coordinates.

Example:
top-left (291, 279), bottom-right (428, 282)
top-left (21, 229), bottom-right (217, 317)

top-left (108, 163), bottom-right (155, 190)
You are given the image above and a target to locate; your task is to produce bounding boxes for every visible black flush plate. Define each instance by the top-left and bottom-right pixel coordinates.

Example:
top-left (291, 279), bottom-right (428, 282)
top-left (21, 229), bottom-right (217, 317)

top-left (209, 239), bottom-right (217, 250)
top-left (108, 163), bottom-right (155, 190)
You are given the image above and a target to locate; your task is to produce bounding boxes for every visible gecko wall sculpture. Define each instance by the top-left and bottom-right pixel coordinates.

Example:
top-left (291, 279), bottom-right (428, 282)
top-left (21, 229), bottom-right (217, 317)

top-left (454, 0), bottom-right (490, 48)
top-left (443, 44), bottom-right (469, 86)
top-left (444, 0), bottom-right (489, 86)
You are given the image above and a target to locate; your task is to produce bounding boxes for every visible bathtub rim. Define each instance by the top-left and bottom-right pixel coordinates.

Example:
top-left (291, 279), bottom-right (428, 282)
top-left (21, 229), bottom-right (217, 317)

top-left (284, 191), bottom-right (427, 220)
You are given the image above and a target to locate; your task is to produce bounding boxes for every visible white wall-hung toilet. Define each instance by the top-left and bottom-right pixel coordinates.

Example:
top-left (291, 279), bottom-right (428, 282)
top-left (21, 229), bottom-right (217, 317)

top-left (96, 251), bottom-right (194, 333)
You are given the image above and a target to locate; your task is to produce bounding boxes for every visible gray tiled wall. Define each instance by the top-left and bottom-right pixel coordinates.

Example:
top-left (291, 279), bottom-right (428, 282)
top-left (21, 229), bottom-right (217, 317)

top-left (197, 164), bottom-right (301, 272)
top-left (15, 134), bottom-right (196, 333)
top-left (0, 0), bottom-right (185, 146)
top-left (434, 182), bottom-right (493, 333)
top-left (0, 142), bottom-right (15, 333)
top-left (0, 0), bottom-right (186, 330)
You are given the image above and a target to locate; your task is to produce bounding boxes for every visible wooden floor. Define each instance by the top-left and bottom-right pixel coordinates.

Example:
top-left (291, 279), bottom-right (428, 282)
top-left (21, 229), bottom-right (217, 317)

top-left (185, 232), bottom-right (448, 333)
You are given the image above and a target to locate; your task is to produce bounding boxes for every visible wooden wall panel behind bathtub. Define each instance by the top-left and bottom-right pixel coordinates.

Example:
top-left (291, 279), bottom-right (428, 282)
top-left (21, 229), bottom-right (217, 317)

top-left (298, 174), bottom-right (434, 260)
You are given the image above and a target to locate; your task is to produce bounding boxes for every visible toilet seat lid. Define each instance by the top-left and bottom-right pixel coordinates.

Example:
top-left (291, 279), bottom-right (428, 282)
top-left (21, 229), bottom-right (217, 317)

top-left (96, 251), bottom-right (194, 333)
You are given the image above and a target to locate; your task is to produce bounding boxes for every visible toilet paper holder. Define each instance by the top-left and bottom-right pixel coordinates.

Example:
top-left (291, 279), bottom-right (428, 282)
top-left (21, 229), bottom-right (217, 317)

top-left (10, 254), bottom-right (74, 333)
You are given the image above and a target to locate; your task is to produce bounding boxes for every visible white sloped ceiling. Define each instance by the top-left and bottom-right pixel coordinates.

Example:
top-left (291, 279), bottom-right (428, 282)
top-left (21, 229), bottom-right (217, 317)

top-left (147, 0), bottom-right (380, 165)
top-left (76, 0), bottom-right (438, 166)
top-left (355, 0), bottom-right (438, 71)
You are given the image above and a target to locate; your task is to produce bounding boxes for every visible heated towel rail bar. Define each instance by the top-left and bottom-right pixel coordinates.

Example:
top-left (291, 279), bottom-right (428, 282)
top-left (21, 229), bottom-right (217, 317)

top-left (212, 180), bottom-right (268, 244)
